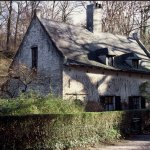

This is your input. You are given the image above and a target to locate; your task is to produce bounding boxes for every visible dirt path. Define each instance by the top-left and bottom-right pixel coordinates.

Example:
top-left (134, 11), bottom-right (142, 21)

top-left (89, 135), bottom-right (150, 150)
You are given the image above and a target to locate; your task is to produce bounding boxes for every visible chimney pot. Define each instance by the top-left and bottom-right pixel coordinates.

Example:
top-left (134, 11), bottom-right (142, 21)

top-left (86, 3), bottom-right (102, 34)
top-left (99, 4), bottom-right (102, 8)
top-left (96, 3), bottom-right (98, 7)
top-left (95, 2), bottom-right (102, 9)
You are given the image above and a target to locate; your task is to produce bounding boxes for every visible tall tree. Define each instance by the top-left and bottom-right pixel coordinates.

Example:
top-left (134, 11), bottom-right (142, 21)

top-left (6, 0), bottom-right (12, 52)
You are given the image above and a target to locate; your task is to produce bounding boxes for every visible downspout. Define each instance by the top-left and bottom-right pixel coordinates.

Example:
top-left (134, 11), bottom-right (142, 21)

top-left (133, 33), bottom-right (150, 58)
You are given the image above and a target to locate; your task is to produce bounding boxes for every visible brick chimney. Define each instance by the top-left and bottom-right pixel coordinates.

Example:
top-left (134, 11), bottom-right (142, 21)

top-left (86, 2), bottom-right (103, 34)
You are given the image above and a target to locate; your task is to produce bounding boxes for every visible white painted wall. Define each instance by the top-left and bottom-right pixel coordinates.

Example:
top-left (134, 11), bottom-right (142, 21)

top-left (63, 66), bottom-right (150, 102)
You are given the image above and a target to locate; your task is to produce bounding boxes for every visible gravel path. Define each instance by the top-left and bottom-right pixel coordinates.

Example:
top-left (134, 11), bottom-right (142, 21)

top-left (89, 135), bottom-right (150, 150)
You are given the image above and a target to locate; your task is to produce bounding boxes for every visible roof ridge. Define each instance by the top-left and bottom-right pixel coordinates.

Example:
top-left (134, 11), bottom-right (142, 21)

top-left (39, 16), bottom-right (136, 41)
top-left (39, 17), bottom-right (85, 29)
top-left (39, 17), bottom-right (122, 38)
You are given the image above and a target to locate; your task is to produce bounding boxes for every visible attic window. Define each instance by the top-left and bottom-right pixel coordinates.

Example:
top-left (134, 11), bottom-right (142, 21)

top-left (31, 46), bottom-right (38, 69)
top-left (132, 59), bottom-right (139, 69)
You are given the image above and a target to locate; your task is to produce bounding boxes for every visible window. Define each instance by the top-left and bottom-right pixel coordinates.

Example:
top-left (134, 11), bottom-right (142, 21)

top-left (133, 97), bottom-right (140, 109)
top-left (100, 96), bottom-right (121, 111)
top-left (128, 96), bottom-right (145, 109)
top-left (132, 59), bottom-right (139, 69)
top-left (31, 46), bottom-right (38, 69)
top-left (107, 56), bottom-right (113, 66)
top-left (100, 96), bottom-right (114, 111)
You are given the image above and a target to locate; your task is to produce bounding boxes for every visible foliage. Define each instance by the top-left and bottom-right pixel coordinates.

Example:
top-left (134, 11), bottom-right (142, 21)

top-left (85, 101), bottom-right (104, 112)
top-left (0, 52), bottom-right (12, 76)
top-left (0, 110), bottom-right (149, 149)
top-left (139, 81), bottom-right (150, 103)
top-left (0, 92), bottom-right (84, 115)
top-left (0, 112), bottom-right (121, 149)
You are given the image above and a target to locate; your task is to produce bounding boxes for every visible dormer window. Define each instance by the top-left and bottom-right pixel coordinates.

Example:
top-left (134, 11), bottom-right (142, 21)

top-left (132, 59), bottom-right (139, 69)
top-left (107, 56), bottom-right (114, 66)
top-left (123, 52), bottom-right (141, 69)
top-left (88, 48), bottom-right (116, 66)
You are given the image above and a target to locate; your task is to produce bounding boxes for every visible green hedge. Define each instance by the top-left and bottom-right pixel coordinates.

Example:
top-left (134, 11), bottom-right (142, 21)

top-left (0, 110), bottom-right (150, 150)
top-left (0, 93), bottom-right (84, 115)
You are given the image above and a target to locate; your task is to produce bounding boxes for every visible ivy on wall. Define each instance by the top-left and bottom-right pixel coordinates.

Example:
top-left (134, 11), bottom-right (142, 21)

top-left (139, 82), bottom-right (150, 103)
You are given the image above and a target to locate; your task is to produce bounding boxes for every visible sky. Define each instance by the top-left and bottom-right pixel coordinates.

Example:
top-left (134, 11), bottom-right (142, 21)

top-left (70, 8), bottom-right (86, 25)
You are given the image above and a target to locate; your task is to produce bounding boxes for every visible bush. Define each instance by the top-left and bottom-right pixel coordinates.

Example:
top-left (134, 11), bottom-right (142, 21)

top-left (0, 92), bottom-right (84, 115)
top-left (85, 101), bottom-right (104, 112)
top-left (0, 112), bottom-right (121, 150)
top-left (0, 93), bottom-right (149, 149)
top-left (3, 51), bottom-right (15, 59)
top-left (0, 110), bottom-right (149, 150)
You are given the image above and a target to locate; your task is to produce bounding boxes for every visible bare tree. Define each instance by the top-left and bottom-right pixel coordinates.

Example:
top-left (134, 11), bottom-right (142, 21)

top-left (59, 1), bottom-right (79, 23)
top-left (5, 0), bottom-right (13, 52)
top-left (1, 64), bottom-right (37, 98)
top-left (41, 1), bottom-right (61, 20)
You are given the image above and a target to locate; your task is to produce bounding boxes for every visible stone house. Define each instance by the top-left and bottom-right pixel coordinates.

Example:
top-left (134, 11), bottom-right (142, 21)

top-left (9, 3), bottom-right (150, 111)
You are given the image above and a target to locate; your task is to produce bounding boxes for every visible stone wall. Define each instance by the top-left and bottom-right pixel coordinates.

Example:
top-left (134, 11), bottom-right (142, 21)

top-left (10, 15), bottom-right (150, 101)
top-left (63, 65), bottom-right (150, 102)
top-left (12, 17), bottom-right (63, 96)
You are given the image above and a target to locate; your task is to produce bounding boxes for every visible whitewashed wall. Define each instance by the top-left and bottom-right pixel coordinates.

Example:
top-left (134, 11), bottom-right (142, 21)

top-left (63, 66), bottom-right (150, 102)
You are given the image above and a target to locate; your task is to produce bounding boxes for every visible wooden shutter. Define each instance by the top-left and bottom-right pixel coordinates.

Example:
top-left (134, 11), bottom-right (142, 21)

top-left (115, 96), bottom-right (122, 110)
top-left (100, 96), bottom-right (105, 109)
top-left (128, 96), bottom-right (133, 110)
top-left (141, 96), bottom-right (146, 109)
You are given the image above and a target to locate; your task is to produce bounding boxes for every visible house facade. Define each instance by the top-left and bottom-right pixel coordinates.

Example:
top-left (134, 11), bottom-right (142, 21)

top-left (9, 3), bottom-right (150, 111)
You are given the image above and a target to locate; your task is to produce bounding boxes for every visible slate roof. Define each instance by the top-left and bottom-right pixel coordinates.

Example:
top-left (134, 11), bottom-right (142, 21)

top-left (37, 16), bottom-right (150, 74)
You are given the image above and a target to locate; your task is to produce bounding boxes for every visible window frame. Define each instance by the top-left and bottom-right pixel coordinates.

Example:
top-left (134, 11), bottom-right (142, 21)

top-left (132, 59), bottom-right (139, 69)
top-left (31, 46), bottom-right (38, 70)
top-left (107, 56), bottom-right (114, 66)
top-left (100, 96), bottom-right (121, 111)
top-left (100, 96), bottom-right (114, 111)
top-left (128, 96), bottom-right (141, 110)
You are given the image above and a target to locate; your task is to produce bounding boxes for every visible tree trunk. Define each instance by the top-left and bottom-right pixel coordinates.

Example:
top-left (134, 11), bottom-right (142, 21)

top-left (14, 11), bottom-right (20, 50)
top-left (6, 1), bottom-right (12, 52)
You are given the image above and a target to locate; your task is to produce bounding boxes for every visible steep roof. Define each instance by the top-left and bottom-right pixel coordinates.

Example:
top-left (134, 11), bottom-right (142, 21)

top-left (37, 16), bottom-right (150, 74)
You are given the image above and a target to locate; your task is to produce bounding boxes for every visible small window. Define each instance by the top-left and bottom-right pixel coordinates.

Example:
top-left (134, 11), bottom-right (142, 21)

top-left (31, 46), bottom-right (38, 69)
top-left (100, 96), bottom-right (121, 111)
top-left (100, 96), bottom-right (114, 111)
top-left (129, 96), bottom-right (141, 109)
top-left (107, 56), bottom-right (113, 66)
top-left (132, 59), bottom-right (139, 69)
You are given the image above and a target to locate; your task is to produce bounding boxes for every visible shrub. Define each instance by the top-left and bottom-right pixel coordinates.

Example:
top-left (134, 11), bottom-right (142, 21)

top-left (85, 101), bottom-right (104, 112)
top-left (3, 51), bottom-right (15, 59)
top-left (0, 112), bottom-right (122, 150)
top-left (0, 110), bottom-right (149, 150)
top-left (0, 93), bottom-right (149, 149)
top-left (0, 92), bottom-right (84, 115)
